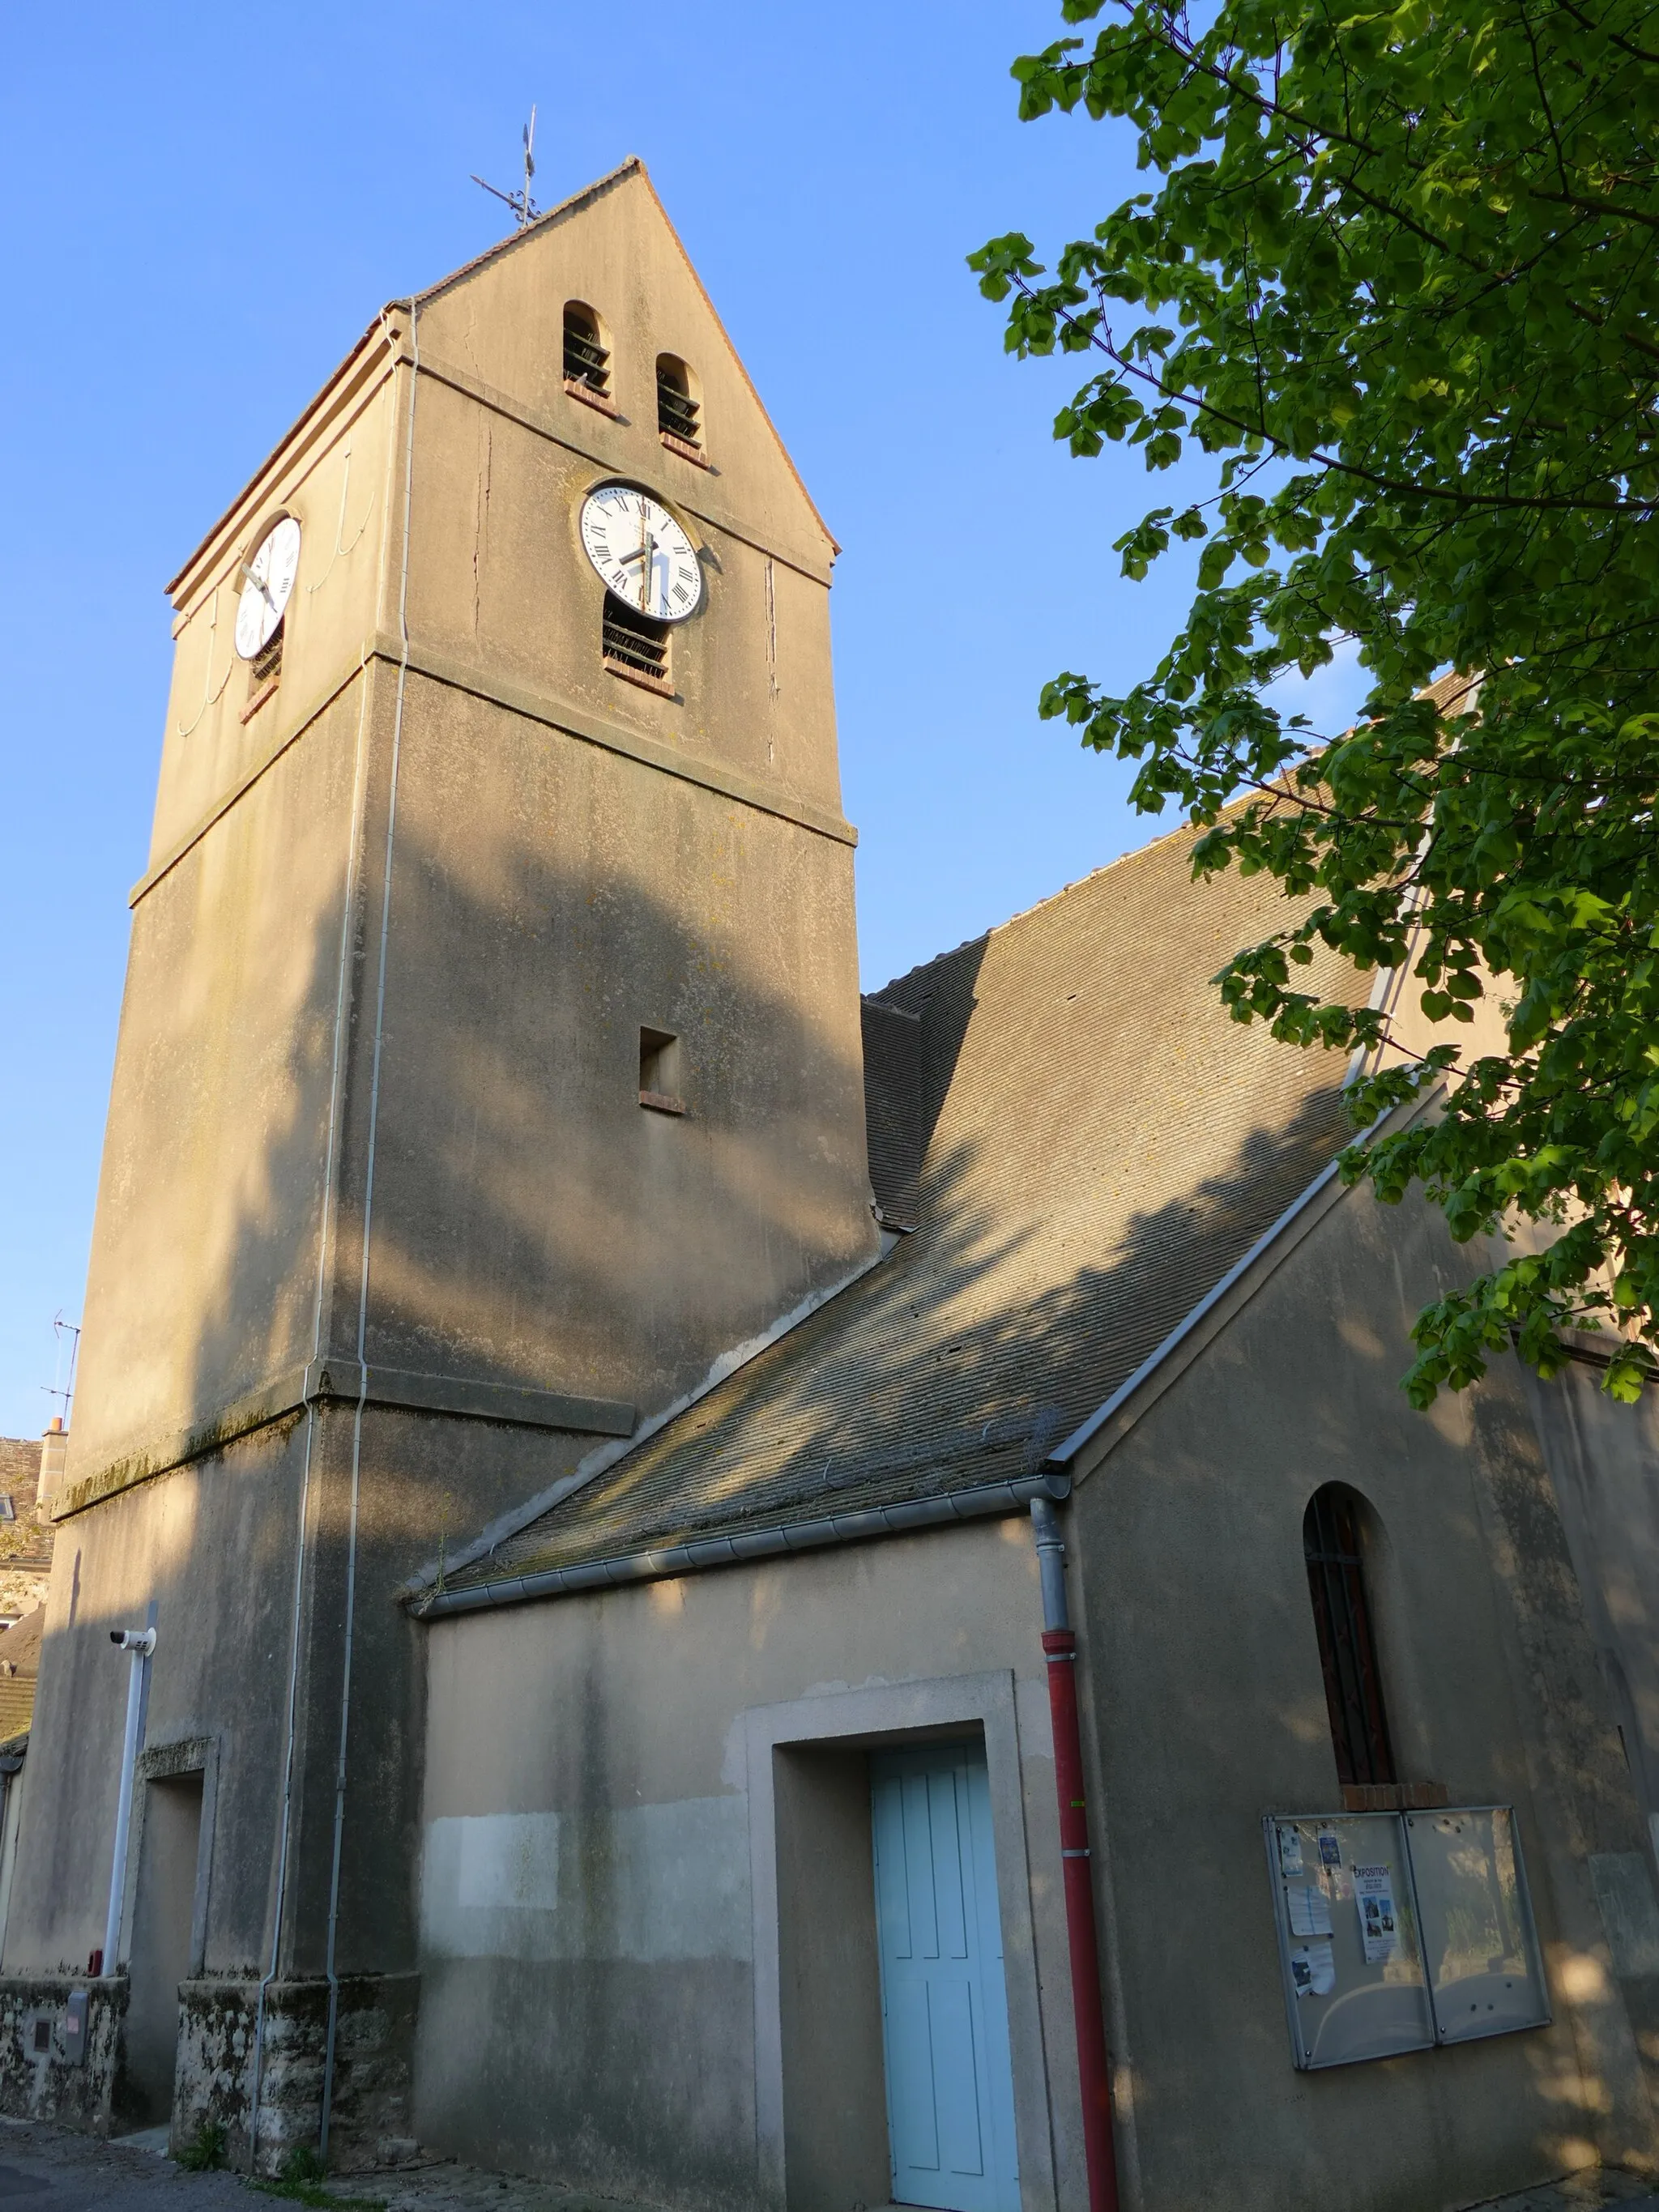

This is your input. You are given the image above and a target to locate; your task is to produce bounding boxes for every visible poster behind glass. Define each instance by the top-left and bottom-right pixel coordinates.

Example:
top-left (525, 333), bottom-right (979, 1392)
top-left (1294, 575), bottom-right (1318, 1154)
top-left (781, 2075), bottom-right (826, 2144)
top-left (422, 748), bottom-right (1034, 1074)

top-left (1265, 1813), bottom-right (1433, 2068)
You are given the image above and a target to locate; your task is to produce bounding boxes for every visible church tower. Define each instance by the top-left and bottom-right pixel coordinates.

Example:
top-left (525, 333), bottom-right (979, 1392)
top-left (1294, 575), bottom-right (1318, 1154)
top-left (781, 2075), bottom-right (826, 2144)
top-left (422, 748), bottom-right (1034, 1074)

top-left (2, 162), bottom-right (877, 2163)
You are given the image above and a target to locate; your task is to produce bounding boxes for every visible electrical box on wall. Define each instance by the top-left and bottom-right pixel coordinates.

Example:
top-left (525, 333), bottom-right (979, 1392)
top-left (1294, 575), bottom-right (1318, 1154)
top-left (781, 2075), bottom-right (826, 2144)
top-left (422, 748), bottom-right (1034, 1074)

top-left (63, 1990), bottom-right (87, 2067)
top-left (1264, 1805), bottom-right (1550, 2069)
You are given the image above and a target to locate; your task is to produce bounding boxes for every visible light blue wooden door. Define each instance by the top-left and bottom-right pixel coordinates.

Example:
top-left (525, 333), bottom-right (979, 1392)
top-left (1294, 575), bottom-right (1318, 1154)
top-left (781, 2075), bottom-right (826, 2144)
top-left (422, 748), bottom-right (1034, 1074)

top-left (871, 1745), bottom-right (1020, 2212)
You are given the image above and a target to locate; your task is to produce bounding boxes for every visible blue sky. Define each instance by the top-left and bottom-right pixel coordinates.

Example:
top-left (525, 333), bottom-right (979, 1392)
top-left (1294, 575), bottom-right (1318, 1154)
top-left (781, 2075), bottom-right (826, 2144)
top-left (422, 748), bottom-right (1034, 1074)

top-left (0, 2), bottom-right (1367, 1439)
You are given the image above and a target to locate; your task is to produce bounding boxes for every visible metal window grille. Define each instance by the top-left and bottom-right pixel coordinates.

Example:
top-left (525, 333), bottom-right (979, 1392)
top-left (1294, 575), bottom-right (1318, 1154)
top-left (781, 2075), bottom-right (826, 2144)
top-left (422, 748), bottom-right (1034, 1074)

top-left (657, 359), bottom-right (701, 447)
top-left (1303, 1486), bottom-right (1396, 1787)
top-left (564, 307), bottom-right (610, 396)
top-left (251, 621), bottom-right (284, 685)
top-left (603, 593), bottom-right (668, 680)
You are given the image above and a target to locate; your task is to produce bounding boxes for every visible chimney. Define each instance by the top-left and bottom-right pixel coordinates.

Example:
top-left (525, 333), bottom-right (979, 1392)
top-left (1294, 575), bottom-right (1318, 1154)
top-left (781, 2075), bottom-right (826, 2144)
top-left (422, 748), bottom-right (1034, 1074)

top-left (36, 1418), bottom-right (66, 1511)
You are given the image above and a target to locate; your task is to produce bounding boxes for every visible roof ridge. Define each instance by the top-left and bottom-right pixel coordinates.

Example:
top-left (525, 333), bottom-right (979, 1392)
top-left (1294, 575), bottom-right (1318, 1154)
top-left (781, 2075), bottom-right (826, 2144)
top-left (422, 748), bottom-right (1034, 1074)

top-left (628, 165), bottom-right (838, 553)
top-left (870, 804), bottom-right (1212, 1001)
top-left (411, 156), bottom-right (645, 309)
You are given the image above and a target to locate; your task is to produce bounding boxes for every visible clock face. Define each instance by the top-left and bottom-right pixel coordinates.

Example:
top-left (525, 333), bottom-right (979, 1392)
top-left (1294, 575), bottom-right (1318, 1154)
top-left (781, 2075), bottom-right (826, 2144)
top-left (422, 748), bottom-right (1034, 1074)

top-left (234, 517), bottom-right (302, 659)
top-left (580, 484), bottom-right (702, 622)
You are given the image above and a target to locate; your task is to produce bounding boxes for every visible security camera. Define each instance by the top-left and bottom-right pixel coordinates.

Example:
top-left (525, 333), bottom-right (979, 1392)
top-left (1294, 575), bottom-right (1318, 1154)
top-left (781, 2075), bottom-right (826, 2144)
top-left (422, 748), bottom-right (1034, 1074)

top-left (109, 1629), bottom-right (156, 1654)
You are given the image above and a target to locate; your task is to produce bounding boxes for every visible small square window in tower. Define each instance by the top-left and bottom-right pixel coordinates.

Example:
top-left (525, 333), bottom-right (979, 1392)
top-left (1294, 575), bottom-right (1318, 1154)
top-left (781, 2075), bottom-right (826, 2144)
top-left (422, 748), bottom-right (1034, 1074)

top-left (603, 593), bottom-right (670, 686)
top-left (638, 1028), bottom-right (685, 1115)
top-left (563, 301), bottom-right (612, 400)
top-left (656, 355), bottom-right (702, 455)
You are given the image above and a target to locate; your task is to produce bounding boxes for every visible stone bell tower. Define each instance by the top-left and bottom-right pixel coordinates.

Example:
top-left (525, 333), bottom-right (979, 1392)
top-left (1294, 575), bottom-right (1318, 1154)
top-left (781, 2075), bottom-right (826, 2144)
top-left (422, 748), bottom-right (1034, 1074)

top-left (0, 160), bottom-right (876, 2165)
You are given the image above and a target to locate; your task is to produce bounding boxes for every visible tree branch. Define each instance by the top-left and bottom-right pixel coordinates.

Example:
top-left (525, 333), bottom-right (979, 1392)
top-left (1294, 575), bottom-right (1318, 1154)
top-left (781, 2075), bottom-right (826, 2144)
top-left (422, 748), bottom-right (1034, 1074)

top-left (1027, 278), bottom-right (1657, 514)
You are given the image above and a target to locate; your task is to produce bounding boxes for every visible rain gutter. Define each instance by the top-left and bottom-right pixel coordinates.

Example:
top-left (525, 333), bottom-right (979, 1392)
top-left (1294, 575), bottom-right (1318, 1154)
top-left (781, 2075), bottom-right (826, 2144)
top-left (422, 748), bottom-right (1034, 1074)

top-left (415, 1469), bottom-right (1071, 1619)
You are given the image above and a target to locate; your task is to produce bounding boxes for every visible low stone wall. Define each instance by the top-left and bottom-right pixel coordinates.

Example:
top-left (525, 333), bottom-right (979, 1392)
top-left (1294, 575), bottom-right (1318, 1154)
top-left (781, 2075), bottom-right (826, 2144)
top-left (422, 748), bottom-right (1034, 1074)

top-left (0, 1974), bottom-right (126, 2132)
top-left (0, 1968), bottom-right (417, 2173)
top-left (175, 1971), bottom-right (420, 2173)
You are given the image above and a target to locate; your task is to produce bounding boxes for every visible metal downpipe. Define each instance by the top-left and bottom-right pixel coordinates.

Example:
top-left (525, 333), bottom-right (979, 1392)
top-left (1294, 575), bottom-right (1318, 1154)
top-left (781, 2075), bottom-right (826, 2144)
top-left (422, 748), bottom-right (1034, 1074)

top-left (101, 1619), bottom-right (157, 1974)
top-left (1030, 1495), bottom-right (1120, 2212)
top-left (319, 292), bottom-right (420, 2165)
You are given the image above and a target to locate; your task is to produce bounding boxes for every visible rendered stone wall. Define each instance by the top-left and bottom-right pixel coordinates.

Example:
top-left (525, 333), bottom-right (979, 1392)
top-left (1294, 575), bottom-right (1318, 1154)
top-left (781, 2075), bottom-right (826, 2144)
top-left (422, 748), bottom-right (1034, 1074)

top-left (173, 1972), bottom-right (420, 2175)
top-left (1067, 1178), bottom-right (1659, 2210)
top-left (414, 1521), bottom-right (1068, 2212)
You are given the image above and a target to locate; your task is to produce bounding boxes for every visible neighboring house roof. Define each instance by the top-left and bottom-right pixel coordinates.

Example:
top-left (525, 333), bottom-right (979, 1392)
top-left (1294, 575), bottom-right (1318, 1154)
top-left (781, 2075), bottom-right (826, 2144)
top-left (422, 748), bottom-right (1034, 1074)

top-left (433, 816), bottom-right (1366, 1605)
top-left (0, 1440), bottom-right (52, 1581)
top-left (0, 1438), bottom-right (38, 1505)
top-left (0, 1609), bottom-right (45, 1743)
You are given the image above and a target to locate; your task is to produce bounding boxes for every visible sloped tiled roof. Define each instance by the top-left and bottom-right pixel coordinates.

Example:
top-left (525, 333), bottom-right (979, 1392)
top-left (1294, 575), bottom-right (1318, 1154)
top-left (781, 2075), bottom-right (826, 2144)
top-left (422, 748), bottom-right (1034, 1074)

top-left (0, 1439), bottom-right (52, 1577)
top-left (437, 815), bottom-right (1365, 1599)
top-left (0, 1609), bottom-right (45, 1743)
top-left (0, 1439), bottom-right (38, 1502)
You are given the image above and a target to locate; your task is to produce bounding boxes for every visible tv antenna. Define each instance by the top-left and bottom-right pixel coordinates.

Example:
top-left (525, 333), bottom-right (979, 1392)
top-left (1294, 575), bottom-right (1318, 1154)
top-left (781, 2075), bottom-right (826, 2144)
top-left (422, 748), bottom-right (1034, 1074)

top-left (41, 1313), bottom-right (81, 1427)
top-left (472, 107), bottom-right (540, 230)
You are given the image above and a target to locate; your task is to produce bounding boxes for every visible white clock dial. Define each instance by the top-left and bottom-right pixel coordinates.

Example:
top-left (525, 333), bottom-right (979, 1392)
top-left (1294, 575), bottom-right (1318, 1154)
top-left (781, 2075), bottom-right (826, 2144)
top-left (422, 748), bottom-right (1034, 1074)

top-left (234, 516), bottom-right (302, 659)
top-left (580, 484), bottom-right (703, 623)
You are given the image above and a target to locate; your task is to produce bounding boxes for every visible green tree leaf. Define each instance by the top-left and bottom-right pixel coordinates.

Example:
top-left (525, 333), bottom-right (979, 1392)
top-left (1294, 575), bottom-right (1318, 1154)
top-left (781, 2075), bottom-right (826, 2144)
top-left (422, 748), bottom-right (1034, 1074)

top-left (976, 0), bottom-right (1659, 1404)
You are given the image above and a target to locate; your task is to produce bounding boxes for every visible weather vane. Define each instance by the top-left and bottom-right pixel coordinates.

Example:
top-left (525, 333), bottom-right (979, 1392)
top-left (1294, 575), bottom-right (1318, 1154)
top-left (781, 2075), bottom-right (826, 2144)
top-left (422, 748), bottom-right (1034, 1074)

top-left (472, 107), bottom-right (540, 230)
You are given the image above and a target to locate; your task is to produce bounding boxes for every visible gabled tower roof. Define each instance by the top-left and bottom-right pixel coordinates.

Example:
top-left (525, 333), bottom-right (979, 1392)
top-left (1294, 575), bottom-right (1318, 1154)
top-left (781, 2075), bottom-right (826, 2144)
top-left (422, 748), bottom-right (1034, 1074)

top-left (166, 156), bottom-right (834, 604)
top-left (413, 157), bottom-right (836, 555)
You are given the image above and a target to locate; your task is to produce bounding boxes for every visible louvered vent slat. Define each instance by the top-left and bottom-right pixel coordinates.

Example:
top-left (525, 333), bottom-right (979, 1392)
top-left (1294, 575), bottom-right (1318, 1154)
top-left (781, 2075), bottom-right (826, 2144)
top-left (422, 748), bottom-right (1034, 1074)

top-left (603, 594), bottom-right (669, 680)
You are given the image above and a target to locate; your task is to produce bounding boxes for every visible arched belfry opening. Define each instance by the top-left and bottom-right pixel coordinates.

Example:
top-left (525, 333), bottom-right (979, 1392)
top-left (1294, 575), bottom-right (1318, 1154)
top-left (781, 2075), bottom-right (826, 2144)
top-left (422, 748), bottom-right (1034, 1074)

top-left (1303, 1484), bottom-right (1397, 1788)
top-left (563, 300), bottom-right (611, 398)
top-left (656, 352), bottom-right (702, 450)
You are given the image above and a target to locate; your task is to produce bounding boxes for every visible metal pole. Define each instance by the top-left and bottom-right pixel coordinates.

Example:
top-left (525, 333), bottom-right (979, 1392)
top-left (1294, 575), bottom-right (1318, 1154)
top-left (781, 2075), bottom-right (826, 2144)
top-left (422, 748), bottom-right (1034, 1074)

top-left (1030, 1498), bottom-right (1120, 2212)
top-left (103, 1628), bottom-right (156, 1972)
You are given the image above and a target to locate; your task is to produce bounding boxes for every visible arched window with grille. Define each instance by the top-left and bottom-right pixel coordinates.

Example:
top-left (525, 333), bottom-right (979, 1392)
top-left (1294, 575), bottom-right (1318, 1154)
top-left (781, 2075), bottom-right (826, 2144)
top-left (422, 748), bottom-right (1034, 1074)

top-left (1303, 1485), bottom-right (1396, 1788)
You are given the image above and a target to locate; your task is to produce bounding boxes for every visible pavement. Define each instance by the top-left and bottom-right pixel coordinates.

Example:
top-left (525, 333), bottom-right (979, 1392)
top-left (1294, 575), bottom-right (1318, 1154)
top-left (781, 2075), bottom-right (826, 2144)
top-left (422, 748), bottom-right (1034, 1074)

top-left (0, 2116), bottom-right (1655, 2212)
top-left (0, 2117), bottom-right (662, 2212)
top-left (0, 2118), bottom-right (248, 2210)
top-left (1480, 2182), bottom-right (1657, 2212)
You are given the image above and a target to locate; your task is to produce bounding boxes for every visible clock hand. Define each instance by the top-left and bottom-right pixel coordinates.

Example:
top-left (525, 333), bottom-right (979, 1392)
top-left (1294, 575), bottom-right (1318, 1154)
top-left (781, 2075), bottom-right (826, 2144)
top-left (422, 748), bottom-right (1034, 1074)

top-left (238, 562), bottom-right (278, 611)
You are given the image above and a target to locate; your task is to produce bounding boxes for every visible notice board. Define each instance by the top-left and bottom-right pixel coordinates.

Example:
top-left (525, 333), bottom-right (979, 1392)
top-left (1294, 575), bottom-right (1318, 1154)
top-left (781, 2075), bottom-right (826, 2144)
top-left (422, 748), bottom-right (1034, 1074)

top-left (1265, 1805), bottom-right (1548, 2069)
top-left (1405, 1806), bottom-right (1550, 2043)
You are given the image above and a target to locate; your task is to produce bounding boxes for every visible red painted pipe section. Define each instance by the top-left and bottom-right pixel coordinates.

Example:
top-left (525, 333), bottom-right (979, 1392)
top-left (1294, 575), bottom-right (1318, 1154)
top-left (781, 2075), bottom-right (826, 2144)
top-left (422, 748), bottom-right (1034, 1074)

top-left (1043, 1618), bottom-right (1120, 2212)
